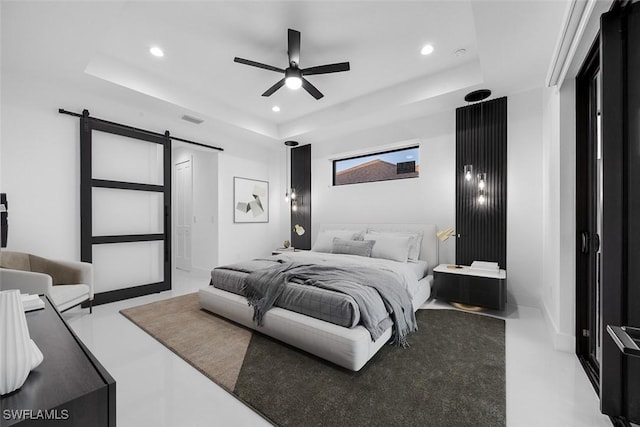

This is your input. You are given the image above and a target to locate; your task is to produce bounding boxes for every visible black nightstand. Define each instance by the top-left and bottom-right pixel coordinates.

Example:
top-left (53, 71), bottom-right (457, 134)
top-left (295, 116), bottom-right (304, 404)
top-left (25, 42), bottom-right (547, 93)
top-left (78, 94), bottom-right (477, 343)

top-left (433, 264), bottom-right (507, 311)
top-left (272, 248), bottom-right (305, 255)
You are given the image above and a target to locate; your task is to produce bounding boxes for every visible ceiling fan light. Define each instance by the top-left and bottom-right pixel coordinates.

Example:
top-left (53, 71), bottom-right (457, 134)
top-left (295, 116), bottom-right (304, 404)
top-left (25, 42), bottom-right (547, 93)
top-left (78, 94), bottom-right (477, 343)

top-left (285, 76), bottom-right (302, 90)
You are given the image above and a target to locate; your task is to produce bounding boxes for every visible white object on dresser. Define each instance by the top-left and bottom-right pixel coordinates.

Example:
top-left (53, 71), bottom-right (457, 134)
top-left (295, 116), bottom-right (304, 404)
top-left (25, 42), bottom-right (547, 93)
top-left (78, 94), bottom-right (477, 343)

top-left (470, 261), bottom-right (500, 273)
top-left (0, 289), bottom-right (44, 395)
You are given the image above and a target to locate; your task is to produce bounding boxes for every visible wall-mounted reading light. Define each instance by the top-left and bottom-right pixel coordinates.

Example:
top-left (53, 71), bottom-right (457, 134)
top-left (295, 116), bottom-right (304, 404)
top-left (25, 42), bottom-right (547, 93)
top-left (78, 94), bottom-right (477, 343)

top-left (437, 227), bottom-right (456, 242)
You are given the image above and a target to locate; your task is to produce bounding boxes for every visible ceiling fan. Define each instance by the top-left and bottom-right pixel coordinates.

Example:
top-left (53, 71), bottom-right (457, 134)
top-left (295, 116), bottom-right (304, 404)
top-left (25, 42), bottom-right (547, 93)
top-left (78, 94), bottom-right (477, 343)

top-left (234, 29), bottom-right (350, 100)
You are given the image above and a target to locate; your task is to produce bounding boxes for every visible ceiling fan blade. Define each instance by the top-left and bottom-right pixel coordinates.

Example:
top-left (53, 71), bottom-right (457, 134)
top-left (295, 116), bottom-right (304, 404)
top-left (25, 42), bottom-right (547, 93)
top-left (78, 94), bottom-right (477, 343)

top-left (302, 62), bottom-right (351, 76)
top-left (288, 29), bottom-right (301, 66)
top-left (262, 78), bottom-right (286, 97)
top-left (302, 78), bottom-right (324, 100)
top-left (234, 57), bottom-right (284, 73)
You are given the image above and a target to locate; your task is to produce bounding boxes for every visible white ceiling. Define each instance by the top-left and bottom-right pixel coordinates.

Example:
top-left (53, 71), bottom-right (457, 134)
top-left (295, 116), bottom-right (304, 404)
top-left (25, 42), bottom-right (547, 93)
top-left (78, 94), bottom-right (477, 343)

top-left (1, 0), bottom-right (570, 144)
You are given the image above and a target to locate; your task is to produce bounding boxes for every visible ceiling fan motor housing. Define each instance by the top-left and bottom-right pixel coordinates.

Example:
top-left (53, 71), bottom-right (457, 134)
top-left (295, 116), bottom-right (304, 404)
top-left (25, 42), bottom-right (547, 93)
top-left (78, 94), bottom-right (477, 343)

top-left (285, 67), bottom-right (302, 79)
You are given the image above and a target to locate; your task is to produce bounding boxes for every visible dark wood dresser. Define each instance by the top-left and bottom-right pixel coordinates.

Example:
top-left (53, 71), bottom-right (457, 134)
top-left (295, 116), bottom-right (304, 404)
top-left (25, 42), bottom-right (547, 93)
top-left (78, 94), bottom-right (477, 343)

top-left (0, 297), bottom-right (115, 426)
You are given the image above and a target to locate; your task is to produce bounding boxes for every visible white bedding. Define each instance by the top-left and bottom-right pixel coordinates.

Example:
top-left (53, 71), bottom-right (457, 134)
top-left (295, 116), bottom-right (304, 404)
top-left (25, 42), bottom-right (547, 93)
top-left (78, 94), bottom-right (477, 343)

top-left (274, 250), bottom-right (428, 298)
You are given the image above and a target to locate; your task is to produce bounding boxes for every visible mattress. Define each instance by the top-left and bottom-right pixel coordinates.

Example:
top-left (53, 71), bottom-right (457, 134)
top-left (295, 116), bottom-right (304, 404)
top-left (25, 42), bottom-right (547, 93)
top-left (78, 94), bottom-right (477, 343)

top-left (210, 251), bottom-right (428, 329)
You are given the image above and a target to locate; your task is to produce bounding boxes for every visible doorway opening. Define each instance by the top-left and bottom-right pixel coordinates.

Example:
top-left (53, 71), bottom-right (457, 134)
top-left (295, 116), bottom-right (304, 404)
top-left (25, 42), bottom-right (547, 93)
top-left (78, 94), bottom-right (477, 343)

top-left (171, 141), bottom-right (219, 285)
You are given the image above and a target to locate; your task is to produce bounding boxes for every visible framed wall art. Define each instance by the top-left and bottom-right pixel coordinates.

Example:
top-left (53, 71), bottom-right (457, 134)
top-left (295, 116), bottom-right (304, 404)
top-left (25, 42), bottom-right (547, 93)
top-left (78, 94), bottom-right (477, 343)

top-left (234, 177), bottom-right (269, 223)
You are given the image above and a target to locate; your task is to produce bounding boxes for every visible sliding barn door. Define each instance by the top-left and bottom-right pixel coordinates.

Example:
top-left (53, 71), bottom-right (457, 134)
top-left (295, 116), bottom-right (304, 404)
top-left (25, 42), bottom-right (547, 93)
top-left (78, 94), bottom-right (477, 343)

top-left (80, 111), bottom-right (171, 305)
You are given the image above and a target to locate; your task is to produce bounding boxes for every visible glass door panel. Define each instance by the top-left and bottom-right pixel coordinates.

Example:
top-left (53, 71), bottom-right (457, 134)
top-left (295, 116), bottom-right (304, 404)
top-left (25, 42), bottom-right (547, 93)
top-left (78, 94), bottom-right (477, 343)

top-left (92, 131), bottom-right (164, 185)
top-left (92, 188), bottom-right (163, 236)
top-left (92, 241), bottom-right (164, 293)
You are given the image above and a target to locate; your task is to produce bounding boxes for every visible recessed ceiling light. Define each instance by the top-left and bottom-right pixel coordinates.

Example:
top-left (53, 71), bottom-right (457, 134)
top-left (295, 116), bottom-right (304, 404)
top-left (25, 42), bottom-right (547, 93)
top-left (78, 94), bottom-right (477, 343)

top-left (149, 46), bottom-right (164, 57)
top-left (420, 44), bottom-right (434, 56)
top-left (272, 106), bottom-right (281, 112)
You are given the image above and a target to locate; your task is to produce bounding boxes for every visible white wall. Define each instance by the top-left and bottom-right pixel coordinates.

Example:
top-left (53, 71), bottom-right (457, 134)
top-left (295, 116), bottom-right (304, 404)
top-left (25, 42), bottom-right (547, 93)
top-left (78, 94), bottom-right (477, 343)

top-left (541, 85), bottom-right (562, 342)
top-left (540, 77), bottom-right (578, 351)
top-left (217, 148), bottom-right (287, 265)
top-left (0, 71), bottom-right (286, 274)
top-left (311, 110), bottom-right (457, 266)
top-left (507, 89), bottom-right (544, 308)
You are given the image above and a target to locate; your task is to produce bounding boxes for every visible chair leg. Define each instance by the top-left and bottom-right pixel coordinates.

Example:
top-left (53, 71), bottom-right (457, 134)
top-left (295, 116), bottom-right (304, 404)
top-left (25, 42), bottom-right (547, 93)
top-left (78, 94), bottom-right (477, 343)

top-left (89, 299), bottom-right (93, 314)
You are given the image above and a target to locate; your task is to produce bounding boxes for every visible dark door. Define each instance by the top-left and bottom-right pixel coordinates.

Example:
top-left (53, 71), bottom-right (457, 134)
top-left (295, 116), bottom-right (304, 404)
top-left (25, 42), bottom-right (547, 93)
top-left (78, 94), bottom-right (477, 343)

top-left (600, 2), bottom-right (640, 423)
top-left (80, 111), bottom-right (172, 306)
top-left (576, 37), bottom-right (603, 392)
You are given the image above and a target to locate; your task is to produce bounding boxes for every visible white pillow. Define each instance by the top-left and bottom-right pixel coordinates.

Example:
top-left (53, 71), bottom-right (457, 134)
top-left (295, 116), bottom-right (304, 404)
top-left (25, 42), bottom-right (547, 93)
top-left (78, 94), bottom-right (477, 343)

top-left (364, 233), bottom-right (412, 262)
top-left (311, 229), bottom-right (365, 253)
top-left (367, 230), bottom-right (423, 261)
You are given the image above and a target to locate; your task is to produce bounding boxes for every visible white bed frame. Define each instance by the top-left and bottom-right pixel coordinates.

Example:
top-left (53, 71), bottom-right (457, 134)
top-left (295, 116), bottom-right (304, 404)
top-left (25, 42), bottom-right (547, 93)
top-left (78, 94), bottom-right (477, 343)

top-left (199, 223), bottom-right (438, 371)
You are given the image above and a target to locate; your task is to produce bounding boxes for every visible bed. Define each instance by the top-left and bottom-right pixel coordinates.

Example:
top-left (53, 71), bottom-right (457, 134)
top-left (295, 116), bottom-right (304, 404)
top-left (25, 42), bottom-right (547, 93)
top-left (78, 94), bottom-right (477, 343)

top-left (198, 223), bottom-right (438, 371)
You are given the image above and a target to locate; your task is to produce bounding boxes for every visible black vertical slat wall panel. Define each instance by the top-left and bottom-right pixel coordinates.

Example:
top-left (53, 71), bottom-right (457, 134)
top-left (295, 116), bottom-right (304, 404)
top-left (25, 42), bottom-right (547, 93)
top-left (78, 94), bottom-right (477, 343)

top-left (291, 144), bottom-right (311, 249)
top-left (455, 96), bottom-right (507, 268)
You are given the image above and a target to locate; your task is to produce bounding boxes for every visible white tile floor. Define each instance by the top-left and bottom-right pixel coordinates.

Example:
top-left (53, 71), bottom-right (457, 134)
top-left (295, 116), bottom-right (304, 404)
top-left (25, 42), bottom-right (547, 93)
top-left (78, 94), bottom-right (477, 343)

top-left (63, 269), bottom-right (612, 427)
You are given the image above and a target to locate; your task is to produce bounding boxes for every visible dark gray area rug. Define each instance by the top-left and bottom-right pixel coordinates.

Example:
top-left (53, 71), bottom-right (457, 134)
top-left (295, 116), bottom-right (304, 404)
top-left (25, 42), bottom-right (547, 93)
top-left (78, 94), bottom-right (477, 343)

top-left (121, 294), bottom-right (505, 427)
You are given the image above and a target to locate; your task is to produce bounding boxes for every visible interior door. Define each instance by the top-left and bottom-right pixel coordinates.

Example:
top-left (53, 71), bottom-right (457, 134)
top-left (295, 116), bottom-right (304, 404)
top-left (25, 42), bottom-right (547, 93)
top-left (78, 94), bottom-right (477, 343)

top-left (600, 2), bottom-right (640, 423)
top-left (575, 38), bottom-right (602, 390)
top-left (175, 159), bottom-right (192, 271)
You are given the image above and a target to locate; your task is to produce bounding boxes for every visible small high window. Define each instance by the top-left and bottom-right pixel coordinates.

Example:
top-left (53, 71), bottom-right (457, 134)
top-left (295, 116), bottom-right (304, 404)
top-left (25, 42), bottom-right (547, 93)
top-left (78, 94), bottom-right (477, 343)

top-left (333, 146), bottom-right (420, 186)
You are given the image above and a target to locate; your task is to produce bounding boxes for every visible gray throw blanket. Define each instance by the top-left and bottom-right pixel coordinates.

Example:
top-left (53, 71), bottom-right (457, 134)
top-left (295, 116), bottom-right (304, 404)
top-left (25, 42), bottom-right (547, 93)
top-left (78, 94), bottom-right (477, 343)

top-left (242, 261), bottom-right (417, 347)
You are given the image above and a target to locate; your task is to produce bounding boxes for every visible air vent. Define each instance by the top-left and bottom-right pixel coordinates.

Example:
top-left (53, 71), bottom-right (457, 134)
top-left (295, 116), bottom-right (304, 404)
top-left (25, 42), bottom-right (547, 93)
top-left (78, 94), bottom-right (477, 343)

top-left (181, 114), bottom-right (204, 124)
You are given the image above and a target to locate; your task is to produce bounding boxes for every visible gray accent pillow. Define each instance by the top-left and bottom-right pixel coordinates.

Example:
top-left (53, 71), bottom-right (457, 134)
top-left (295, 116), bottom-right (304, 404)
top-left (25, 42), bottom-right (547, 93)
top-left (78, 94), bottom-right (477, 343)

top-left (311, 229), bottom-right (365, 253)
top-left (331, 238), bottom-right (375, 257)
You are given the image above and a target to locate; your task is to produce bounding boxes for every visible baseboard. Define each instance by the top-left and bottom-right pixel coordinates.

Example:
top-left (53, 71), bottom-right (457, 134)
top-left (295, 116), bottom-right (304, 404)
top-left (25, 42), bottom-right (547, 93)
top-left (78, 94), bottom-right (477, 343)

top-left (507, 291), bottom-right (541, 309)
top-left (542, 301), bottom-right (575, 352)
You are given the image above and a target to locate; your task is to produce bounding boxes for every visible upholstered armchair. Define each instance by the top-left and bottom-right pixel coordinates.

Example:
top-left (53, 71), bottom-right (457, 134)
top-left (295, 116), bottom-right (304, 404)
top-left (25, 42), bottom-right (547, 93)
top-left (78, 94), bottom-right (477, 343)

top-left (0, 251), bottom-right (93, 313)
